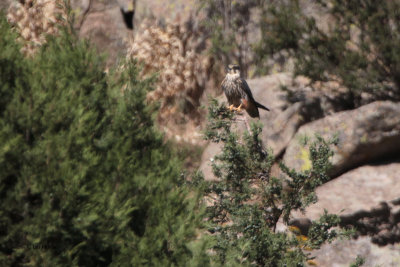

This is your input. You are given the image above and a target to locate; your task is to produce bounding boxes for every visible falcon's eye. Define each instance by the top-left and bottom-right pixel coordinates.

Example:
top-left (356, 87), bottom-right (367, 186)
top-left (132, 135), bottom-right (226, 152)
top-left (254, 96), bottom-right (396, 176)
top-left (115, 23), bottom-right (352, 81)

top-left (227, 65), bottom-right (240, 71)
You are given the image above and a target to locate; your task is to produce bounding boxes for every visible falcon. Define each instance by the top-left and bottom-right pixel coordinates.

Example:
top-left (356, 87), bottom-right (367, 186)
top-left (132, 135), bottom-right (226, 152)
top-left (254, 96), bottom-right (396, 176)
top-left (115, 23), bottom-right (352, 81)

top-left (221, 64), bottom-right (269, 118)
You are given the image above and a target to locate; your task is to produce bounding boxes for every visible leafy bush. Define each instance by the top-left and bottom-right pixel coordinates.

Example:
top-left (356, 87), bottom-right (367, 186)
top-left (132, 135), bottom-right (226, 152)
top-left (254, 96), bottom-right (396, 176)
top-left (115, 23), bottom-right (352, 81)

top-left (0, 14), bottom-right (206, 266)
top-left (199, 99), bottom-right (348, 266)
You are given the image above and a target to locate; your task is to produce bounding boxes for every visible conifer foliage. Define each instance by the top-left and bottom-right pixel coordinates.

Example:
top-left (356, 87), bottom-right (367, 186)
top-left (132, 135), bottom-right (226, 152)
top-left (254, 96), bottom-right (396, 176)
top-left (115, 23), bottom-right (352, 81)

top-left (0, 14), bottom-right (205, 266)
top-left (201, 100), bottom-right (347, 266)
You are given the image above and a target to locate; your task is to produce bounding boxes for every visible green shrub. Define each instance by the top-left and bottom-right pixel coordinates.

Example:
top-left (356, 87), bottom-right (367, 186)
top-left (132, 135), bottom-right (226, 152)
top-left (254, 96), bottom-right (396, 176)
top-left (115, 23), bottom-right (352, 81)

top-left (0, 14), bottom-right (206, 266)
top-left (199, 100), bottom-right (348, 266)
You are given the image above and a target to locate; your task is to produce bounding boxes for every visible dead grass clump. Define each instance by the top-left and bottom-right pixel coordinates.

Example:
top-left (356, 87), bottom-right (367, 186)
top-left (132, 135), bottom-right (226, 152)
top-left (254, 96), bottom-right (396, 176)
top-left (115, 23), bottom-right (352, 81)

top-left (7, 0), bottom-right (67, 56)
top-left (127, 18), bottom-right (213, 124)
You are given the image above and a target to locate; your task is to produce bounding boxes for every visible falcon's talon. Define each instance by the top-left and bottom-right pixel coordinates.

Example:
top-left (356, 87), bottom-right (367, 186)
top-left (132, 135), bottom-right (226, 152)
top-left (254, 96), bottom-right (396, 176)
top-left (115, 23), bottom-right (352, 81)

top-left (236, 103), bottom-right (243, 113)
top-left (228, 104), bottom-right (235, 111)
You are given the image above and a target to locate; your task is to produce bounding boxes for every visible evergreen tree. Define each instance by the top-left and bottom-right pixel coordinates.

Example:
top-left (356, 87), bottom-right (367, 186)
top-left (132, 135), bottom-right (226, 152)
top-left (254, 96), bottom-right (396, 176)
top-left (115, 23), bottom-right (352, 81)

top-left (0, 14), bottom-right (207, 266)
top-left (199, 100), bottom-right (349, 266)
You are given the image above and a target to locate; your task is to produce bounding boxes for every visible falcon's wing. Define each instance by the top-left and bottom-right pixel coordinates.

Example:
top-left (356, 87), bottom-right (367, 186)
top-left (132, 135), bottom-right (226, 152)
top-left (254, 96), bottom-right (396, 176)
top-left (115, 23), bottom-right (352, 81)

top-left (238, 78), bottom-right (256, 101)
top-left (239, 78), bottom-right (270, 115)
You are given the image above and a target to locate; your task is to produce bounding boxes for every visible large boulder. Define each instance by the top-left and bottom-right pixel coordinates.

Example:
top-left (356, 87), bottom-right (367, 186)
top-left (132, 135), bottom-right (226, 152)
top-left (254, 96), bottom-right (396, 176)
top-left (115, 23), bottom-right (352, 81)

top-left (253, 74), bottom-right (311, 157)
top-left (283, 101), bottom-right (400, 177)
top-left (292, 161), bottom-right (400, 245)
top-left (311, 236), bottom-right (400, 267)
top-left (293, 162), bottom-right (400, 218)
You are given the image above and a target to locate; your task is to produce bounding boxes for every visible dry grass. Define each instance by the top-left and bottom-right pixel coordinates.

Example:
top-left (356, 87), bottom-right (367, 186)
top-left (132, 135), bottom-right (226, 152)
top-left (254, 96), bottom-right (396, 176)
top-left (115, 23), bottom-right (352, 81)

top-left (7, 0), bottom-right (67, 56)
top-left (127, 18), bottom-right (214, 144)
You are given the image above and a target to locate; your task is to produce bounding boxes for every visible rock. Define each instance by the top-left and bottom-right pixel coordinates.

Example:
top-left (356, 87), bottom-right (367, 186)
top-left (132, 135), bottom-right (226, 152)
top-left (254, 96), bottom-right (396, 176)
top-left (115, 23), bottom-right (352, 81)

top-left (248, 73), bottom-right (292, 113)
top-left (293, 162), bottom-right (400, 219)
top-left (199, 73), bottom-right (311, 180)
top-left (199, 142), bottom-right (222, 181)
top-left (283, 101), bottom-right (400, 177)
top-left (311, 236), bottom-right (400, 267)
top-left (0, 0), bottom-right (12, 11)
top-left (252, 74), bottom-right (313, 157)
top-left (292, 162), bottom-right (400, 245)
top-left (77, 0), bottom-right (133, 67)
top-left (261, 102), bottom-right (304, 157)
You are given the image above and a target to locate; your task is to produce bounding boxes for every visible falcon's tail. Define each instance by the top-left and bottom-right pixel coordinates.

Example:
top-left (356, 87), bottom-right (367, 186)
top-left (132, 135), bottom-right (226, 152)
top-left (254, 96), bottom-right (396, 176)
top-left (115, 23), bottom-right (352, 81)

top-left (255, 101), bottom-right (270, 111)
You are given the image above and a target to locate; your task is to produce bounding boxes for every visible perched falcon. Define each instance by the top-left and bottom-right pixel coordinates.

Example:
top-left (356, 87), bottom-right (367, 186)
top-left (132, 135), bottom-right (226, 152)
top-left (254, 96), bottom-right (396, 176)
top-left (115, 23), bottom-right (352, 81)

top-left (221, 64), bottom-right (270, 118)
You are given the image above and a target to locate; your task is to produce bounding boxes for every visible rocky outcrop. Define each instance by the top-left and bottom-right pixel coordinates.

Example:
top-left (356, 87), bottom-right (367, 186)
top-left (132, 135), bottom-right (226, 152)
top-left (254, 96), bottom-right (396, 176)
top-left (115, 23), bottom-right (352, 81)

top-left (283, 101), bottom-right (400, 177)
top-left (294, 162), bottom-right (400, 217)
top-left (292, 162), bottom-right (400, 246)
top-left (253, 74), bottom-right (311, 157)
top-left (77, 1), bottom-right (134, 67)
top-left (311, 236), bottom-right (400, 267)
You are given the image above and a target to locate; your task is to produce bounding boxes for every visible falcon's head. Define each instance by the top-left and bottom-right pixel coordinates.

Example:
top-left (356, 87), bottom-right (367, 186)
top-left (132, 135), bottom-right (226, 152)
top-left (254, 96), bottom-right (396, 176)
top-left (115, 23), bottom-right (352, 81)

top-left (227, 64), bottom-right (241, 75)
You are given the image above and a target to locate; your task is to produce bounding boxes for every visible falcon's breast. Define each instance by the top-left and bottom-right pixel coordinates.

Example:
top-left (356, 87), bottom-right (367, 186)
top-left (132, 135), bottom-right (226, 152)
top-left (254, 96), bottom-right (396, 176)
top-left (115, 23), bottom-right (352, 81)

top-left (221, 74), bottom-right (246, 107)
